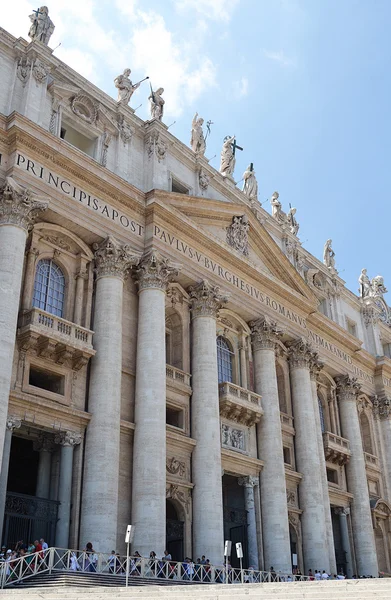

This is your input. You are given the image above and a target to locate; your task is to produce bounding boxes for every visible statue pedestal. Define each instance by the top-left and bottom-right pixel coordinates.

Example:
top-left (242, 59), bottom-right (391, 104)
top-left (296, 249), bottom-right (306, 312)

top-left (221, 174), bottom-right (236, 186)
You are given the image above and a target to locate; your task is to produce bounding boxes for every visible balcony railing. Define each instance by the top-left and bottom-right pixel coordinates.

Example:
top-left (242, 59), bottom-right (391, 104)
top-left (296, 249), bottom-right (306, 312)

top-left (219, 382), bottom-right (263, 427)
top-left (166, 365), bottom-right (191, 387)
top-left (365, 452), bottom-right (380, 469)
top-left (17, 308), bottom-right (95, 370)
top-left (280, 412), bottom-right (294, 431)
top-left (323, 431), bottom-right (351, 465)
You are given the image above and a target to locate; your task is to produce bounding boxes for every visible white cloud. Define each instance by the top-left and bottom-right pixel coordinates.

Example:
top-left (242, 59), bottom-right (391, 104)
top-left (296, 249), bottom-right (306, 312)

top-left (234, 77), bottom-right (248, 99)
top-left (174, 0), bottom-right (239, 22)
top-left (263, 50), bottom-right (297, 68)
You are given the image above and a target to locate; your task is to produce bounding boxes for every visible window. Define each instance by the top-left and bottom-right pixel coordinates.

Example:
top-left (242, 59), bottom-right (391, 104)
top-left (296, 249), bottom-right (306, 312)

top-left (29, 366), bottom-right (65, 395)
top-left (33, 259), bottom-right (65, 317)
top-left (318, 397), bottom-right (326, 433)
top-left (171, 177), bottom-right (190, 195)
top-left (345, 317), bottom-right (357, 337)
top-left (276, 364), bottom-right (287, 413)
top-left (166, 407), bottom-right (184, 429)
top-left (60, 121), bottom-right (96, 157)
top-left (217, 336), bottom-right (234, 384)
top-left (326, 468), bottom-right (338, 485)
top-left (360, 412), bottom-right (373, 454)
top-left (283, 447), bottom-right (291, 465)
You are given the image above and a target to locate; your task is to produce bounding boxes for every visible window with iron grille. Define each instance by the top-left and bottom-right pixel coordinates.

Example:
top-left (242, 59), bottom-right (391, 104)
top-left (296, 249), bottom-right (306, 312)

top-left (217, 336), bottom-right (234, 383)
top-left (32, 259), bottom-right (65, 317)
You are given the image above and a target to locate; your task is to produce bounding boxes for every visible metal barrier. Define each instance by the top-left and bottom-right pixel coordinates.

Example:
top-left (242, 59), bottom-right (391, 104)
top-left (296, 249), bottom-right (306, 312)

top-left (0, 547), bottom-right (310, 588)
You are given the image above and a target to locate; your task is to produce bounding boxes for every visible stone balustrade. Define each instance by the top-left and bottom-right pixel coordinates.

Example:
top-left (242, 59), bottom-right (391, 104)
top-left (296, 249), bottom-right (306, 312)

top-left (166, 365), bottom-right (191, 387)
top-left (323, 431), bottom-right (351, 465)
top-left (280, 412), bottom-right (295, 432)
top-left (365, 451), bottom-right (380, 470)
top-left (17, 307), bottom-right (95, 370)
top-left (219, 381), bottom-right (263, 426)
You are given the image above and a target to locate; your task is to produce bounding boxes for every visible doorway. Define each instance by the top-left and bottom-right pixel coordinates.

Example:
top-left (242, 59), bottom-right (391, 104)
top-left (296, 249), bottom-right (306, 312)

top-left (166, 499), bottom-right (184, 561)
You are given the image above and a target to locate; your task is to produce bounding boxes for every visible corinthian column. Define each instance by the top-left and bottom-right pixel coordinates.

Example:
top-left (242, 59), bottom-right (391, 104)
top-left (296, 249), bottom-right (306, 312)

top-left (238, 476), bottom-right (259, 569)
top-left (189, 280), bottom-right (228, 564)
top-left (288, 340), bottom-right (329, 573)
top-left (373, 396), bottom-right (391, 499)
top-left (0, 178), bottom-right (47, 470)
top-left (336, 375), bottom-right (378, 577)
top-left (309, 358), bottom-right (337, 575)
top-left (55, 430), bottom-right (82, 548)
top-left (80, 237), bottom-right (140, 552)
top-left (131, 251), bottom-right (180, 556)
top-left (250, 319), bottom-right (291, 572)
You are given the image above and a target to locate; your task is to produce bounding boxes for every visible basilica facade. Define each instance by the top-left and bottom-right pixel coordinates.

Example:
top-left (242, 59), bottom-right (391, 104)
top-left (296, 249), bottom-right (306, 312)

top-left (1, 15), bottom-right (391, 579)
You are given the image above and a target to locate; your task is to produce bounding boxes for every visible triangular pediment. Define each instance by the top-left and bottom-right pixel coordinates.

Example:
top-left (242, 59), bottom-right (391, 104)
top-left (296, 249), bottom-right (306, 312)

top-left (154, 192), bottom-right (318, 303)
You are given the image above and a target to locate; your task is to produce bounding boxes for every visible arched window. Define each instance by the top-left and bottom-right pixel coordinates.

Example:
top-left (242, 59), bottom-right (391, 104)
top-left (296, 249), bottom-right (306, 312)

top-left (360, 411), bottom-right (373, 454)
top-left (217, 336), bottom-right (234, 384)
top-left (32, 259), bottom-right (65, 317)
top-left (318, 397), bottom-right (326, 433)
top-left (276, 364), bottom-right (288, 413)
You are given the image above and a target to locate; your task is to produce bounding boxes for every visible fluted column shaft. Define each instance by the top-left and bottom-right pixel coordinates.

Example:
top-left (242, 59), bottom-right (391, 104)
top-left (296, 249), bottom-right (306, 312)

top-left (55, 431), bottom-right (81, 548)
top-left (251, 319), bottom-right (291, 572)
top-left (0, 178), bottom-right (47, 470)
top-left (288, 340), bottom-right (329, 573)
top-left (190, 280), bottom-right (228, 564)
top-left (0, 416), bottom-right (21, 543)
top-left (239, 476), bottom-right (259, 569)
top-left (131, 252), bottom-right (179, 556)
top-left (81, 237), bottom-right (139, 552)
top-left (336, 375), bottom-right (378, 577)
top-left (309, 363), bottom-right (337, 574)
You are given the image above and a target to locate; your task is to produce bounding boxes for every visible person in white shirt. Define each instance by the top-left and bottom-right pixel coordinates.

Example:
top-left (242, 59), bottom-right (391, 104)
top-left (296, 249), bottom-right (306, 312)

top-left (40, 538), bottom-right (48, 551)
top-left (314, 570), bottom-right (321, 580)
top-left (321, 570), bottom-right (329, 580)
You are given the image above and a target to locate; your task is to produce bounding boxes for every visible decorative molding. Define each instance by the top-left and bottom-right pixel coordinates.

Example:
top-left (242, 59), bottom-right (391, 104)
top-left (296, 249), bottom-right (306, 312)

top-left (32, 59), bottom-right (49, 84)
top-left (147, 132), bottom-right (167, 162)
top-left (0, 177), bottom-right (48, 231)
top-left (166, 457), bottom-right (186, 477)
top-left (16, 57), bottom-right (31, 86)
top-left (334, 506), bottom-right (350, 516)
top-left (309, 355), bottom-right (324, 381)
top-left (71, 94), bottom-right (99, 124)
top-left (335, 375), bottom-right (361, 402)
top-left (33, 433), bottom-right (54, 453)
top-left (55, 430), bottom-right (82, 447)
top-left (287, 338), bottom-right (314, 370)
top-left (226, 215), bottom-right (249, 257)
top-left (49, 97), bottom-right (61, 134)
top-left (198, 168), bottom-right (210, 193)
top-left (286, 490), bottom-right (296, 505)
top-left (133, 250), bottom-right (180, 291)
top-left (250, 318), bottom-right (283, 352)
top-left (6, 416), bottom-right (22, 432)
top-left (100, 131), bottom-right (112, 167)
top-left (166, 484), bottom-right (190, 513)
top-left (221, 423), bottom-right (246, 452)
top-left (188, 279), bottom-right (229, 319)
top-left (238, 475), bottom-right (259, 488)
top-left (40, 234), bottom-right (71, 251)
top-left (93, 236), bottom-right (140, 281)
top-left (373, 396), bottom-right (391, 420)
top-left (117, 115), bottom-right (134, 145)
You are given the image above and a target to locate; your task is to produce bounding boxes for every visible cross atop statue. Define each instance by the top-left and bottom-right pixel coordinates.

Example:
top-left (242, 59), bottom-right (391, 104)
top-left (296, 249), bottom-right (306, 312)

top-left (220, 135), bottom-right (243, 178)
top-left (231, 137), bottom-right (244, 156)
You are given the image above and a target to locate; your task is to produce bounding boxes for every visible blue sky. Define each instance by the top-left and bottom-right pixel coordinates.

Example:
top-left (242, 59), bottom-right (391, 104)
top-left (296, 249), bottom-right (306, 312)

top-left (4, 0), bottom-right (390, 297)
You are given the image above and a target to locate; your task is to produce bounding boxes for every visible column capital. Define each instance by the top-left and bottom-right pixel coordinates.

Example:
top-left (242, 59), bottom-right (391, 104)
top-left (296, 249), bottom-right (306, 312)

top-left (133, 250), bottom-right (180, 291)
top-left (55, 430), bottom-right (82, 447)
top-left (334, 506), bottom-right (350, 516)
top-left (238, 475), bottom-right (259, 488)
top-left (6, 415), bottom-right (22, 432)
top-left (373, 395), bottom-right (391, 420)
top-left (0, 177), bottom-right (48, 231)
top-left (250, 318), bottom-right (283, 351)
top-left (33, 433), bottom-right (54, 452)
top-left (335, 375), bottom-right (361, 402)
top-left (93, 236), bottom-right (140, 280)
top-left (287, 338), bottom-right (314, 370)
top-left (189, 279), bottom-right (229, 318)
top-left (309, 355), bottom-right (324, 381)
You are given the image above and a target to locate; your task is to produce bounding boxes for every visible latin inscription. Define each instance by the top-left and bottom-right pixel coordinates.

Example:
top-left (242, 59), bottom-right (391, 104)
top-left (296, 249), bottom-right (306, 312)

top-left (15, 153), bottom-right (144, 237)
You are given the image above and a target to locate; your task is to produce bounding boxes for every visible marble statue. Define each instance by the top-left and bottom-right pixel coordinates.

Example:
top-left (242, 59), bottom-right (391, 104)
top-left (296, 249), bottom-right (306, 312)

top-left (287, 207), bottom-right (299, 236)
top-left (190, 113), bottom-right (206, 155)
top-left (242, 165), bottom-right (258, 200)
top-left (270, 191), bottom-right (282, 220)
top-left (220, 136), bottom-right (235, 177)
top-left (114, 69), bottom-right (140, 105)
top-left (149, 87), bottom-right (165, 121)
top-left (359, 269), bottom-right (371, 298)
top-left (371, 275), bottom-right (388, 298)
top-left (28, 6), bottom-right (55, 45)
top-left (323, 239), bottom-right (336, 270)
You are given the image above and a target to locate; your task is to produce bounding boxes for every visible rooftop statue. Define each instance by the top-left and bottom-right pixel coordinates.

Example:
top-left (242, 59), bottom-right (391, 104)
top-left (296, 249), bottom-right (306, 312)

top-left (28, 6), bottom-right (55, 45)
top-left (270, 192), bottom-right (300, 237)
top-left (114, 69), bottom-right (147, 106)
top-left (190, 113), bottom-right (206, 155)
top-left (359, 269), bottom-right (388, 299)
top-left (323, 239), bottom-right (336, 271)
top-left (359, 268), bottom-right (371, 299)
top-left (242, 164), bottom-right (258, 201)
top-left (220, 136), bottom-right (236, 177)
top-left (149, 87), bottom-right (165, 121)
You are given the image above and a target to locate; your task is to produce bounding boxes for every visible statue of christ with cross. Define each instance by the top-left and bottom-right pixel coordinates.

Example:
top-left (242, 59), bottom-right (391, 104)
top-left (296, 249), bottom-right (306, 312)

top-left (28, 6), bottom-right (55, 45)
top-left (220, 135), bottom-right (243, 178)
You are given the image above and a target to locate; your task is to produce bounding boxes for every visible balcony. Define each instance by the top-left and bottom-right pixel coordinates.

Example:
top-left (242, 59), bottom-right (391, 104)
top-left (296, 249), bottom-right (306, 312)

top-left (219, 382), bottom-right (263, 427)
top-left (323, 432), bottom-right (351, 465)
top-left (166, 365), bottom-right (191, 388)
top-left (365, 452), bottom-right (380, 470)
top-left (280, 412), bottom-right (294, 433)
top-left (17, 308), bottom-right (95, 370)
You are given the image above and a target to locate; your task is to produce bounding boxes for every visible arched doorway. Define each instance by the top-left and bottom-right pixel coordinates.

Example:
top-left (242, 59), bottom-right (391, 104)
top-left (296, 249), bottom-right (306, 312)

top-left (166, 499), bottom-right (184, 561)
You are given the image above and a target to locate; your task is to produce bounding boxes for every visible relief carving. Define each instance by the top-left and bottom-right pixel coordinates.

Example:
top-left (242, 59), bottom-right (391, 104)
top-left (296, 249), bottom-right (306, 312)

top-left (166, 457), bottom-right (186, 477)
top-left (221, 423), bottom-right (245, 451)
top-left (226, 215), bottom-right (249, 256)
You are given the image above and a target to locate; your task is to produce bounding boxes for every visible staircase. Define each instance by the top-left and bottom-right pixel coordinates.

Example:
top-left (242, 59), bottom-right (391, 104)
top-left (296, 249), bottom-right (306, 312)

top-left (3, 578), bottom-right (391, 599)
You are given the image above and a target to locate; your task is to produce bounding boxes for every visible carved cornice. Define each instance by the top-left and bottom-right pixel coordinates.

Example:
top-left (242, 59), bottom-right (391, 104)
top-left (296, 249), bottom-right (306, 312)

top-left (335, 375), bottom-right (361, 402)
top-left (55, 430), bottom-right (82, 447)
top-left (188, 279), bottom-right (229, 319)
top-left (309, 356), bottom-right (324, 381)
top-left (250, 318), bottom-right (283, 352)
top-left (0, 176), bottom-right (48, 231)
top-left (287, 338), bottom-right (314, 370)
top-left (6, 415), bottom-right (22, 432)
top-left (133, 250), bottom-right (180, 291)
top-left (93, 236), bottom-right (140, 281)
top-left (373, 396), bottom-right (391, 420)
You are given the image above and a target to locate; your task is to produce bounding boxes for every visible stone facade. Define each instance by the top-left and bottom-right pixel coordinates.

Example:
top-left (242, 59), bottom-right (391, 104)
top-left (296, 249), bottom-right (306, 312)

top-left (0, 24), bottom-right (391, 578)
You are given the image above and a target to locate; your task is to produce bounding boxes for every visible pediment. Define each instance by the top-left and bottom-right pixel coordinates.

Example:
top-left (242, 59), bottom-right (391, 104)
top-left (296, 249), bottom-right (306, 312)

top-left (155, 193), bottom-right (318, 303)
